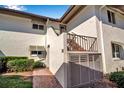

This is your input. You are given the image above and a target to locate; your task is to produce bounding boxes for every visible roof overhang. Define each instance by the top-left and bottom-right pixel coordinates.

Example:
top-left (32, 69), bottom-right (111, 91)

top-left (1, 6), bottom-right (124, 24)
top-left (0, 7), bottom-right (59, 22)
top-left (60, 5), bottom-right (86, 24)
top-left (107, 5), bottom-right (124, 15)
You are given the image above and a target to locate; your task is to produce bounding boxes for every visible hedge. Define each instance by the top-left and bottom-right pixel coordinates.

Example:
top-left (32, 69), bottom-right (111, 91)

top-left (33, 61), bottom-right (46, 69)
top-left (0, 56), bottom-right (46, 73)
top-left (0, 58), bottom-right (7, 73)
top-left (7, 59), bottom-right (34, 72)
top-left (0, 56), bottom-right (28, 61)
top-left (0, 56), bottom-right (28, 73)
top-left (109, 71), bottom-right (124, 88)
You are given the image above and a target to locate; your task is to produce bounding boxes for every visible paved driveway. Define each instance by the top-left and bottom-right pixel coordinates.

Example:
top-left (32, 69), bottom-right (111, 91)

top-left (33, 68), bottom-right (62, 88)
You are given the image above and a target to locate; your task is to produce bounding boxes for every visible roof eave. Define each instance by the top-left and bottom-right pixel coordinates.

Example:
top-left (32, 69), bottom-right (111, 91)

top-left (0, 7), bottom-right (59, 22)
top-left (60, 5), bottom-right (75, 22)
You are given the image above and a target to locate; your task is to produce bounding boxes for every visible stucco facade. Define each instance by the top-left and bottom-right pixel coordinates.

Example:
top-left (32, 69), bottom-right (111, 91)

top-left (66, 5), bottom-right (124, 74)
top-left (1, 5), bottom-right (124, 87)
top-left (97, 6), bottom-right (124, 73)
top-left (67, 6), bottom-right (97, 37)
top-left (0, 13), bottom-right (46, 61)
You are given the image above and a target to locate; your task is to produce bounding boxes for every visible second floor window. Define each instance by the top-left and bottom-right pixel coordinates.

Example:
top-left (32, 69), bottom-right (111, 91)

top-left (33, 24), bottom-right (38, 29)
top-left (60, 24), bottom-right (66, 34)
top-left (32, 24), bottom-right (44, 30)
top-left (107, 10), bottom-right (116, 24)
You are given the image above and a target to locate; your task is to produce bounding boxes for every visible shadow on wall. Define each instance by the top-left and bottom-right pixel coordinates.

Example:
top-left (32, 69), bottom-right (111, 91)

top-left (102, 20), bottom-right (124, 30)
top-left (97, 7), bottom-right (124, 30)
top-left (54, 62), bottom-right (103, 88)
top-left (67, 6), bottom-right (95, 32)
top-left (0, 27), bottom-right (47, 35)
top-left (0, 50), bottom-right (5, 57)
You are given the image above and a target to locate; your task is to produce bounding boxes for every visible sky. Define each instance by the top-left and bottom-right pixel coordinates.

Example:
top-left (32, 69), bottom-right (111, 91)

top-left (0, 5), bottom-right (70, 19)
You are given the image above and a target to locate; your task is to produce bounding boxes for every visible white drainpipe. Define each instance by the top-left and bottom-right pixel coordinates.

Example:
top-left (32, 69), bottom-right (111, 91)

top-left (45, 18), bottom-right (50, 68)
top-left (99, 5), bottom-right (107, 74)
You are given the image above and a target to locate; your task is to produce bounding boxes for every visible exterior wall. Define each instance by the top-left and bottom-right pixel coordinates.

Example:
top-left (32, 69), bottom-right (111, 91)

top-left (70, 5), bottom-right (124, 73)
top-left (95, 6), bottom-right (124, 73)
top-left (47, 20), bottom-right (61, 34)
top-left (0, 13), bottom-right (46, 61)
top-left (46, 21), bottom-right (67, 87)
top-left (67, 6), bottom-right (97, 37)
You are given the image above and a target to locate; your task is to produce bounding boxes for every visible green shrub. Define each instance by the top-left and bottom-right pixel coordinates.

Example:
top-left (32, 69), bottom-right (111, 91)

top-left (109, 71), bottom-right (124, 88)
top-left (116, 76), bottom-right (124, 88)
top-left (7, 59), bottom-right (34, 72)
top-left (0, 57), bottom-right (8, 72)
top-left (0, 56), bottom-right (28, 62)
top-left (33, 61), bottom-right (46, 69)
top-left (109, 72), bottom-right (124, 82)
top-left (0, 56), bottom-right (28, 73)
top-left (0, 57), bottom-right (7, 73)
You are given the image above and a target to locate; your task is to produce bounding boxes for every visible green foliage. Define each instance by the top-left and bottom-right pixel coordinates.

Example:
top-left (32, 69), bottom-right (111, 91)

top-left (0, 56), bottom-right (28, 73)
top-left (0, 75), bottom-right (32, 88)
top-left (0, 57), bottom-right (8, 73)
top-left (7, 59), bottom-right (34, 72)
top-left (116, 76), bottom-right (124, 88)
top-left (109, 72), bottom-right (124, 82)
top-left (109, 71), bottom-right (124, 88)
top-left (0, 56), bottom-right (28, 61)
top-left (33, 61), bottom-right (46, 69)
top-left (0, 61), bottom-right (6, 72)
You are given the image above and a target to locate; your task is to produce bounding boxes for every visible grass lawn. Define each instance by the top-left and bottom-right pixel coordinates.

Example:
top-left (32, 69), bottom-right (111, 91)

top-left (0, 75), bottom-right (32, 88)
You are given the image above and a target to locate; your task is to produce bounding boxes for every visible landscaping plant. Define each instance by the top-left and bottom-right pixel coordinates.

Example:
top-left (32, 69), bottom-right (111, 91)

top-left (109, 71), bottom-right (124, 88)
top-left (33, 61), bottom-right (46, 69)
top-left (7, 59), bottom-right (34, 72)
top-left (0, 56), bottom-right (28, 73)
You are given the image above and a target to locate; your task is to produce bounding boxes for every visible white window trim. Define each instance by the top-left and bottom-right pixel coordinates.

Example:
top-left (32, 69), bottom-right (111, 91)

top-left (32, 23), bottom-right (45, 30)
top-left (112, 43), bottom-right (121, 60)
top-left (31, 54), bottom-right (38, 57)
top-left (31, 51), bottom-right (44, 57)
top-left (30, 46), bottom-right (44, 57)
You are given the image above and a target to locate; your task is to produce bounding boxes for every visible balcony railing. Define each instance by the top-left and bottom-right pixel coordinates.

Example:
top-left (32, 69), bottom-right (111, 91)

top-left (67, 33), bottom-right (98, 52)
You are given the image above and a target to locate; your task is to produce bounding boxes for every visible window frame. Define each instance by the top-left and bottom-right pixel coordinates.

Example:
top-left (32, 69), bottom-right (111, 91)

top-left (60, 24), bottom-right (66, 34)
top-left (112, 43), bottom-right (121, 59)
top-left (32, 24), bottom-right (44, 30)
top-left (30, 50), bottom-right (44, 57)
top-left (107, 10), bottom-right (116, 24)
top-left (32, 24), bottom-right (38, 29)
top-left (31, 51), bottom-right (38, 56)
top-left (39, 25), bottom-right (44, 30)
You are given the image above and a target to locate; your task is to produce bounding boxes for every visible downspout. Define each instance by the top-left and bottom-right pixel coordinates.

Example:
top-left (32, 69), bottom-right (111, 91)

top-left (99, 5), bottom-right (107, 74)
top-left (45, 18), bottom-right (50, 68)
top-left (46, 18), bottom-right (49, 48)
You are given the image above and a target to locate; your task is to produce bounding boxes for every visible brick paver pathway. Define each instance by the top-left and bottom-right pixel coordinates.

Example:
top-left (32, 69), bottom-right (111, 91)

top-left (33, 68), bottom-right (62, 88)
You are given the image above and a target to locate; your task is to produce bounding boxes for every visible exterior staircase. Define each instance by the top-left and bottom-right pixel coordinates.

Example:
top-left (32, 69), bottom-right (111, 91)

top-left (67, 39), bottom-right (85, 51)
top-left (67, 33), bottom-right (98, 52)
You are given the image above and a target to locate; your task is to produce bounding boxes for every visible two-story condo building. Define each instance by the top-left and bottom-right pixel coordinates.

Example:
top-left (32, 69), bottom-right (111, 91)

top-left (0, 5), bottom-right (124, 87)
